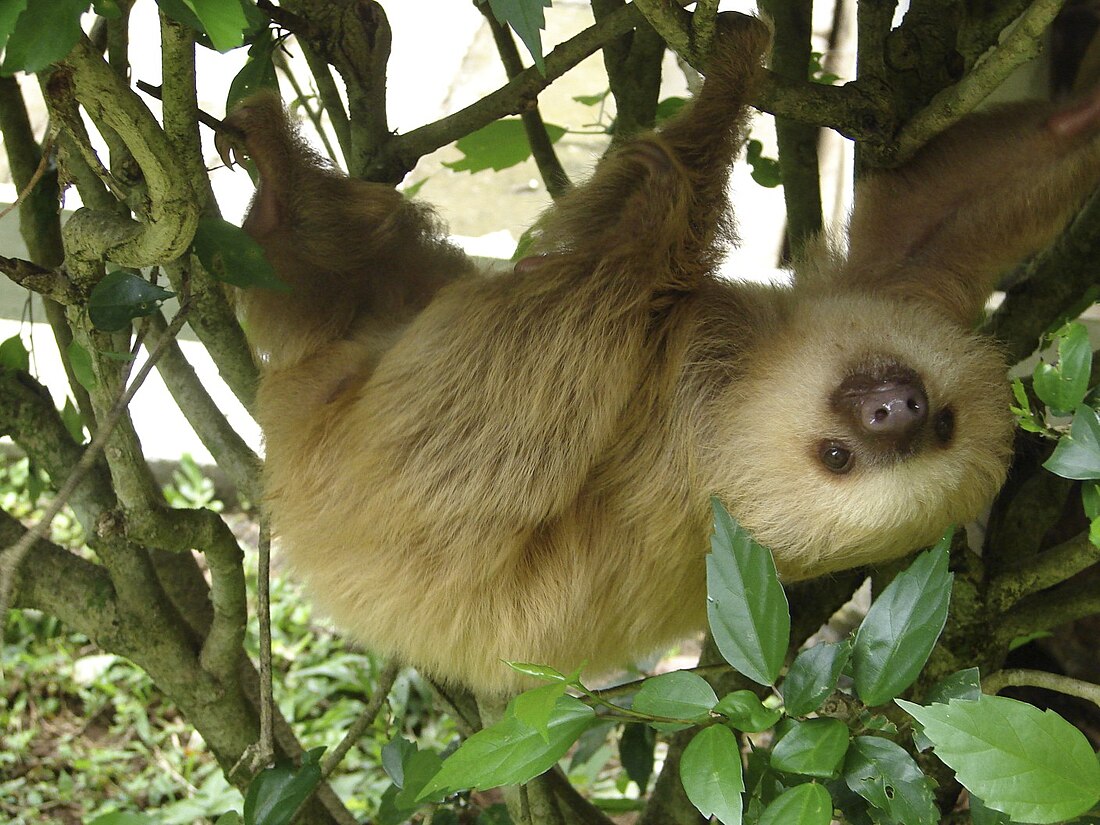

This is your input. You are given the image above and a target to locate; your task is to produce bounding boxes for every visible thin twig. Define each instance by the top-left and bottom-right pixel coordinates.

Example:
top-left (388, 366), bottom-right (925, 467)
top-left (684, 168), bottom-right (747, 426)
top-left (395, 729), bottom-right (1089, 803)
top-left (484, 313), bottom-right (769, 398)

top-left (983, 668), bottom-right (1100, 707)
top-left (256, 520), bottom-right (275, 765)
top-left (320, 660), bottom-right (399, 779)
top-left (0, 275), bottom-right (193, 628)
top-left (0, 132), bottom-right (57, 223)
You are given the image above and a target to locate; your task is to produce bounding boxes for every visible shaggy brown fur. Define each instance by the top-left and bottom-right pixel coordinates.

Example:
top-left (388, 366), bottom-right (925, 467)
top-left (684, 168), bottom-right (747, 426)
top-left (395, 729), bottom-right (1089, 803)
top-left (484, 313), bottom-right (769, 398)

top-left (220, 15), bottom-right (1100, 694)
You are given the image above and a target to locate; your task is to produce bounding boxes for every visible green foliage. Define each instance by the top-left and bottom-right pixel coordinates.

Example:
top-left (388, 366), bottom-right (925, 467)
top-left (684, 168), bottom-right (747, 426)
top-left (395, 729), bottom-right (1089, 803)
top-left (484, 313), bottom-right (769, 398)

top-left (162, 453), bottom-right (224, 511)
top-left (87, 270), bottom-right (175, 332)
top-left (227, 29), bottom-right (279, 111)
top-left (243, 748), bottom-right (324, 825)
top-left (0, 333), bottom-right (29, 371)
top-left (746, 139), bottom-right (782, 188)
top-left (680, 725), bottom-right (744, 825)
top-left (850, 534), bottom-right (953, 706)
top-left (898, 695), bottom-right (1100, 823)
top-left (706, 497), bottom-right (789, 685)
top-left (444, 118), bottom-right (567, 173)
top-left (191, 217), bottom-right (286, 291)
top-left (1, 0), bottom-right (88, 75)
top-left (404, 502), bottom-right (1097, 825)
top-left (478, 0), bottom-right (551, 73)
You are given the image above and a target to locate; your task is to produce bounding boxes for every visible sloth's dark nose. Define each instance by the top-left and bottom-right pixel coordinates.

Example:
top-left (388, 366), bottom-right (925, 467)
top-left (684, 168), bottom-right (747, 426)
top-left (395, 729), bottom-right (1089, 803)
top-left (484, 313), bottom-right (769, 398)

top-left (857, 383), bottom-right (929, 437)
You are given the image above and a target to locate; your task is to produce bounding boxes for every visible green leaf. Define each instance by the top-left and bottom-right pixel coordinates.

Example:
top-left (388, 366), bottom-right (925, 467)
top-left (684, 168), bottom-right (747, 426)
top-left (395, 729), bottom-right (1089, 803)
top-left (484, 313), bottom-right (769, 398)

top-left (482, 0), bottom-right (550, 73)
top-left (60, 397), bottom-right (87, 444)
top-left (419, 695), bottom-right (594, 798)
top-left (444, 118), bottom-right (566, 173)
top-left (573, 90), bottom-right (610, 107)
top-left (67, 339), bottom-right (96, 391)
top-left (0, 334), bottom-right (29, 371)
top-left (88, 270), bottom-right (174, 332)
top-left (227, 29), bottom-right (278, 110)
top-left (842, 735), bottom-right (938, 825)
top-left (632, 670), bottom-right (718, 728)
top-left (769, 717), bottom-right (849, 779)
top-left (181, 0), bottom-right (246, 51)
top-left (381, 737), bottom-right (415, 786)
top-left (680, 724), bottom-right (744, 825)
top-left (394, 748), bottom-right (444, 810)
top-left (506, 661), bottom-right (569, 682)
top-left (1045, 405), bottom-right (1100, 480)
top-left (243, 748), bottom-right (324, 825)
top-left (897, 695), bottom-right (1100, 824)
top-left (757, 783), bottom-right (833, 825)
top-left (655, 96), bottom-right (688, 125)
top-left (512, 680), bottom-right (568, 742)
top-left (0, 0), bottom-right (28, 57)
top-left (851, 538), bottom-right (953, 706)
top-left (707, 498), bottom-right (790, 686)
top-left (1033, 322), bottom-right (1091, 415)
top-left (747, 139), bottom-right (782, 188)
top-left (781, 640), bottom-right (852, 717)
top-left (2, 0), bottom-right (87, 74)
top-left (970, 794), bottom-right (1012, 825)
top-left (926, 667), bottom-right (981, 704)
top-left (192, 216), bottom-right (286, 290)
top-left (620, 723), bottom-right (656, 791)
top-left (713, 690), bottom-right (782, 733)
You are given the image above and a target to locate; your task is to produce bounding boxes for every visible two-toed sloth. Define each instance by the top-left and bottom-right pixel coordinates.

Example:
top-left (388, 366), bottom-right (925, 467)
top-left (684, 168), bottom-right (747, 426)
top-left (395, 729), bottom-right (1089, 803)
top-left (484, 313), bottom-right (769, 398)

top-left (219, 14), bottom-right (1100, 695)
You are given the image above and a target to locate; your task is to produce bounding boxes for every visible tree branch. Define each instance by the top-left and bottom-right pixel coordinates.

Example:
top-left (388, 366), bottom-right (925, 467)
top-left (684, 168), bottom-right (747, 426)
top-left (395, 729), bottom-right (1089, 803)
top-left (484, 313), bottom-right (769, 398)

top-left (895, 0), bottom-right (1065, 162)
top-left (983, 668), bottom-right (1100, 707)
top-left (482, 4), bottom-right (570, 198)
top-left (988, 531), bottom-right (1100, 612)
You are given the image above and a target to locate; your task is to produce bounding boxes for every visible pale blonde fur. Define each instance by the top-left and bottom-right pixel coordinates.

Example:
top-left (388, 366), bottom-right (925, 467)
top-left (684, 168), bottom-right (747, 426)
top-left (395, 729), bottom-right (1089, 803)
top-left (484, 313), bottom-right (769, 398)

top-left (222, 14), bottom-right (1100, 694)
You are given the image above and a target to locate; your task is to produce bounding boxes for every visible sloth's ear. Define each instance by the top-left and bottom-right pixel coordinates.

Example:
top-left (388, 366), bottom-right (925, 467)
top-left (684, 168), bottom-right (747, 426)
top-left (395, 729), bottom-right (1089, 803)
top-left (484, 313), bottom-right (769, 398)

top-left (838, 89), bottom-right (1100, 326)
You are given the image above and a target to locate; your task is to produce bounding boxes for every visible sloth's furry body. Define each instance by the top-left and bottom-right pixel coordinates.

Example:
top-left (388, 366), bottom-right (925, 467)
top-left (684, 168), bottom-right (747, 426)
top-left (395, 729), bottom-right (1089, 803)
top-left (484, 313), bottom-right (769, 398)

top-left (222, 15), bottom-right (1100, 694)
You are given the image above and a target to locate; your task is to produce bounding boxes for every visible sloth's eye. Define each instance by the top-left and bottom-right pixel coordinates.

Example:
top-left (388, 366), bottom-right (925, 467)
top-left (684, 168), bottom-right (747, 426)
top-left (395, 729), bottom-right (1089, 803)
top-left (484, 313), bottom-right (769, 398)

top-left (820, 443), bottom-right (854, 474)
top-left (934, 407), bottom-right (956, 444)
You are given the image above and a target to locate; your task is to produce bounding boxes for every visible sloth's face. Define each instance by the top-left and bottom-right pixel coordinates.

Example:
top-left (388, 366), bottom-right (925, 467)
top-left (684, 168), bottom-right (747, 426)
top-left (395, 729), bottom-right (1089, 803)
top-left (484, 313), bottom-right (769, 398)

top-left (709, 292), bottom-right (1015, 579)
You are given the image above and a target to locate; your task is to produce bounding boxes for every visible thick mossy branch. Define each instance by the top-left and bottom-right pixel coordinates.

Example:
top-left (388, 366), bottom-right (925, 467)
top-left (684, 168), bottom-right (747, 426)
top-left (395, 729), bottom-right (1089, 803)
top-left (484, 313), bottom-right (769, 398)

top-left (2, 510), bottom-right (119, 636)
top-left (592, 0), bottom-right (665, 142)
top-left (988, 531), bottom-right (1100, 612)
top-left (995, 568), bottom-right (1100, 647)
top-left (272, 0), bottom-right (391, 179)
top-left (145, 311), bottom-right (261, 502)
top-left (760, 0), bottom-right (823, 259)
top-left (59, 37), bottom-right (199, 270)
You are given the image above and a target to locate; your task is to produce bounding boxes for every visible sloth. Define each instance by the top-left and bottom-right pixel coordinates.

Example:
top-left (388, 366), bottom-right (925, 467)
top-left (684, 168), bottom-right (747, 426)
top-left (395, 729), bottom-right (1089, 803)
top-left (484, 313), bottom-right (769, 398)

top-left (218, 14), bottom-right (1100, 695)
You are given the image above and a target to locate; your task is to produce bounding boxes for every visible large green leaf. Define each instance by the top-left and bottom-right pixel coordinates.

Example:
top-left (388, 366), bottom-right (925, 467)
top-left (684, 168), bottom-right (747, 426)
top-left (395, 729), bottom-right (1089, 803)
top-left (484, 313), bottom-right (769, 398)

top-left (680, 724), bottom-right (744, 825)
top-left (1045, 405), bottom-right (1100, 480)
top-left (769, 718), bottom-right (849, 779)
top-left (1033, 322), bottom-right (1091, 415)
top-left (706, 498), bottom-right (790, 686)
top-left (444, 118), bottom-right (566, 174)
top-left (182, 0), bottom-right (247, 51)
top-left (780, 639), bottom-right (852, 717)
top-left (2, 0), bottom-right (87, 74)
top-left (632, 670), bottom-right (718, 729)
top-left (842, 736), bottom-right (938, 825)
top-left (418, 695), bottom-right (594, 798)
top-left (227, 29), bottom-right (278, 111)
top-left (192, 216), bottom-right (285, 290)
top-left (620, 723), bottom-right (656, 790)
top-left (243, 748), bottom-right (324, 825)
top-left (851, 538), bottom-right (952, 706)
top-left (757, 783), bottom-right (832, 825)
top-left (481, 0), bottom-right (550, 73)
top-left (0, 334), bottom-right (29, 371)
top-left (897, 695), bottom-right (1100, 824)
top-left (88, 270), bottom-right (175, 332)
